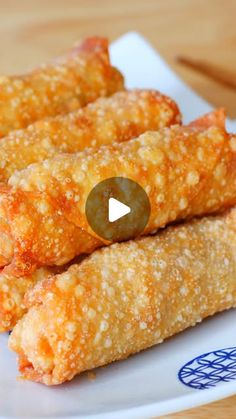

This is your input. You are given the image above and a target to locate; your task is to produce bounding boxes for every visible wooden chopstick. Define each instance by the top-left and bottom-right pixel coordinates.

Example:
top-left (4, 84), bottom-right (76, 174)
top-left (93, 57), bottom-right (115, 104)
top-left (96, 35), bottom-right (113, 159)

top-left (177, 56), bottom-right (236, 91)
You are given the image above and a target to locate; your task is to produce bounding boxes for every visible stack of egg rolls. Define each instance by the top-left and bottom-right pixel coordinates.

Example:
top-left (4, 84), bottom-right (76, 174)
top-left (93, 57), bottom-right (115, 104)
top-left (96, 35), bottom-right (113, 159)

top-left (0, 109), bottom-right (236, 277)
top-left (0, 37), bottom-right (235, 387)
top-left (9, 208), bottom-right (236, 385)
top-left (0, 37), bottom-right (124, 137)
top-left (0, 89), bottom-right (181, 331)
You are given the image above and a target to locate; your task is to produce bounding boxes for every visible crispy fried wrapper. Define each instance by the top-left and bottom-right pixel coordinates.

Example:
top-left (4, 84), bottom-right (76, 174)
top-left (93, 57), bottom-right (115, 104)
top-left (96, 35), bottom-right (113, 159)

top-left (0, 90), bottom-right (181, 182)
top-left (0, 268), bottom-right (54, 332)
top-left (9, 208), bottom-right (236, 385)
top-left (0, 257), bottom-right (85, 332)
top-left (1, 109), bottom-right (236, 276)
top-left (0, 37), bottom-right (124, 137)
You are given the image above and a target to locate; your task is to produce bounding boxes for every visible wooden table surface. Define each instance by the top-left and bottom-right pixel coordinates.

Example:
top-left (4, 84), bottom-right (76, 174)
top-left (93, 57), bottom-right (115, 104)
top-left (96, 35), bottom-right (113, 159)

top-left (1, 0), bottom-right (236, 417)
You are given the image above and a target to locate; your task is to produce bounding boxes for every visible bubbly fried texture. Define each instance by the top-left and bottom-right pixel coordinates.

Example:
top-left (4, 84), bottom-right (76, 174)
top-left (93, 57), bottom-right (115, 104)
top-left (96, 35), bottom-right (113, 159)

top-left (0, 256), bottom-right (85, 332)
top-left (1, 110), bottom-right (236, 276)
top-left (0, 268), bottom-right (54, 332)
top-left (0, 90), bottom-right (181, 182)
top-left (9, 209), bottom-right (236, 385)
top-left (0, 37), bottom-right (124, 137)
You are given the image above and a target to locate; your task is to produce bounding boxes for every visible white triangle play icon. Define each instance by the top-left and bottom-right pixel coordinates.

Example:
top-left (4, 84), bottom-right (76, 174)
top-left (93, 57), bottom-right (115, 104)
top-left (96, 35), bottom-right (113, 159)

top-left (108, 197), bottom-right (131, 223)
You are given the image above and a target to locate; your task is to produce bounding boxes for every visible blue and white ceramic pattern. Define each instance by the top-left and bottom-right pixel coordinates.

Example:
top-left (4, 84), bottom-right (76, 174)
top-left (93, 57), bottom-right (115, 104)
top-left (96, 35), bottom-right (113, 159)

top-left (179, 347), bottom-right (236, 390)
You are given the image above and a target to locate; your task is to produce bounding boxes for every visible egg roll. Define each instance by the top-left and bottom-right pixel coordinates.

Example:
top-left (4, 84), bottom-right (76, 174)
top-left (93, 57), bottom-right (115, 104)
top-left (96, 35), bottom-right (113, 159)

top-left (0, 268), bottom-right (53, 332)
top-left (0, 37), bottom-right (124, 137)
top-left (0, 90), bottom-right (181, 182)
top-left (0, 256), bottom-right (85, 332)
top-left (9, 208), bottom-right (236, 385)
top-left (1, 109), bottom-right (236, 276)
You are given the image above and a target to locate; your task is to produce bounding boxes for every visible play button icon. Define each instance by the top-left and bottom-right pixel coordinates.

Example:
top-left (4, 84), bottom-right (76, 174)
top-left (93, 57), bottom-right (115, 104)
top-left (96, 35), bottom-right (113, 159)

top-left (108, 198), bottom-right (131, 222)
top-left (85, 177), bottom-right (150, 242)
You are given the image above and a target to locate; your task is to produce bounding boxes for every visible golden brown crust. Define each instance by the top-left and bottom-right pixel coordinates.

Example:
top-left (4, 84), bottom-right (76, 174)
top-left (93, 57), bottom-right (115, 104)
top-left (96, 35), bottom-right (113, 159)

top-left (9, 208), bottom-right (236, 385)
top-left (0, 256), bottom-right (85, 332)
top-left (0, 267), bottom-right (54, 332)
top-left (189, 107), bottom-right (226, 129)
top-left (0, 90), bottom-right (181, 182)
top-left (1, 110), bottom-right (236, 276)
top-left (0, 37), bottom-right (124, 137)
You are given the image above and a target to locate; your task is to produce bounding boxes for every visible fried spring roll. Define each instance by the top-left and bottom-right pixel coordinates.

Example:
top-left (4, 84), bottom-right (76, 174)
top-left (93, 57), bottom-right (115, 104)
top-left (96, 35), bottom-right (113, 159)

top-left (0, 268), bottom-right (53, 332)
top-left (9, 208), bottom-right (236, 385)
top-left (0, 37), bottom-right (124, 137)
top-left (1, 109), bottom-right (236, 276)
top-left (0, 256), bottom-right (85, 332)
top-left (0, 90), bottom-right (181, 182)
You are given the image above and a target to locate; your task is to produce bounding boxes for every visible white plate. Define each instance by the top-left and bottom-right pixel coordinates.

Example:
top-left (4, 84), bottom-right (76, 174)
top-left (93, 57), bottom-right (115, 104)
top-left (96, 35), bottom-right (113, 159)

top-left (1, 32), bottom-right (236, 418)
